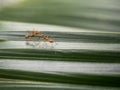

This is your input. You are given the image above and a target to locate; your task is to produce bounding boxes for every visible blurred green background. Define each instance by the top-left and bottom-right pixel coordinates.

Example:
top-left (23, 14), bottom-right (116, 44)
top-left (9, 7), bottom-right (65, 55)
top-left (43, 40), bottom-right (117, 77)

top-left (0, 0), bottom-right (120, 31)
top-left (0, 0), bottom-right (120, 90)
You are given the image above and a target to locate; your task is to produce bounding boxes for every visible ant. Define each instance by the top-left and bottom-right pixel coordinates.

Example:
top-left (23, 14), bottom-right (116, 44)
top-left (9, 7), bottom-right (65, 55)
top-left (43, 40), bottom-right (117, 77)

top-left (39, 34), bottom-right (54, 43)
top-left (25, 30), bottom-right (40, 39)
top-left (25, 30), bottom-right (57, 48)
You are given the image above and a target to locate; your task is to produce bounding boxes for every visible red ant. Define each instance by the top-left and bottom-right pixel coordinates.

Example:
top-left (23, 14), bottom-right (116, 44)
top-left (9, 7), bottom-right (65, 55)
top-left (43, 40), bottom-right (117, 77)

top-left (39, 34), bottom-right (54, 43)
top-left (25, 30), bottom-right (56, 47)
top-left (25, 30), bottom-right (40, 39)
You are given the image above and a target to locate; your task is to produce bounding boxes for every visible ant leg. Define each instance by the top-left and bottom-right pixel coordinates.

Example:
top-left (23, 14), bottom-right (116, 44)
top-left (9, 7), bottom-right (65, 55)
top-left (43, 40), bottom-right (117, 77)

top-left (34, 37), bottom-right (41, 47)
top-left (26, 38), bottom-right (34, 47)
top-left (25, 38), bottom-right (35, 47)
top-left (25, 30), bottom-right (30, 46)
top-left (41, 40), bottom-right (47, 48)
top-left (30, 37), bottom-right (40, 47)
top-left (26, 39), bottom-right (30, 46)
top-left (25, 35), bottom-right (36, 47)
